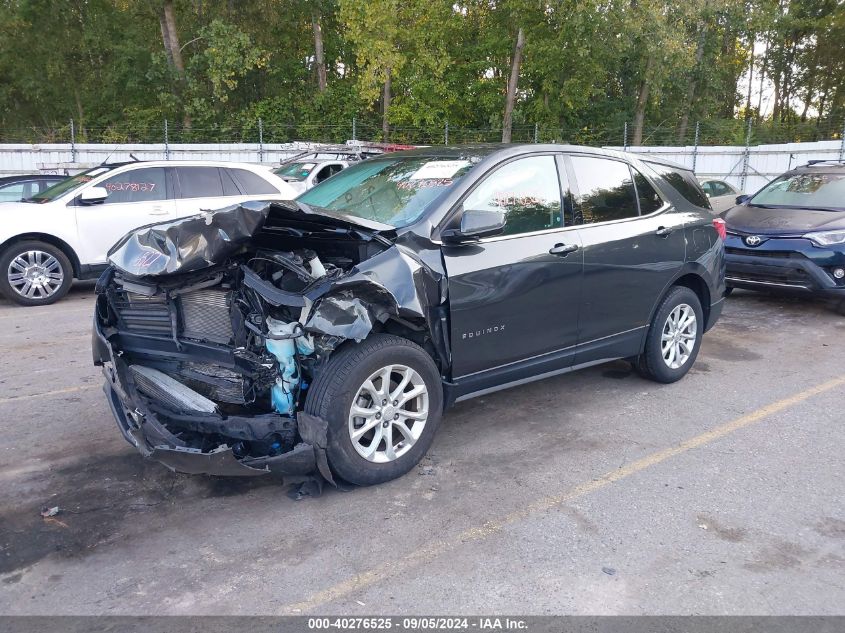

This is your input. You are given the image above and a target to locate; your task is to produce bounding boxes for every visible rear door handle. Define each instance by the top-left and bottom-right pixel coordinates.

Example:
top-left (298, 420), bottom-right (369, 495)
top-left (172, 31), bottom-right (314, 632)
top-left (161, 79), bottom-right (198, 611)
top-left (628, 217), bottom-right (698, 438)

top-left (655, 226), bottom-right (673, 237)
top-left (549, 243), bottom-right (579, 256)
top-left (149, 205), bottom-right (169, 215)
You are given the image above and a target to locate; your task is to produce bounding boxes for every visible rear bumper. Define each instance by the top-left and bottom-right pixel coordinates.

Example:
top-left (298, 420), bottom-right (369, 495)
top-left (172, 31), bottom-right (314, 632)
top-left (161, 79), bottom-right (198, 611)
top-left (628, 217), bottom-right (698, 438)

top-left (724, 236), bottom-right (845, 300)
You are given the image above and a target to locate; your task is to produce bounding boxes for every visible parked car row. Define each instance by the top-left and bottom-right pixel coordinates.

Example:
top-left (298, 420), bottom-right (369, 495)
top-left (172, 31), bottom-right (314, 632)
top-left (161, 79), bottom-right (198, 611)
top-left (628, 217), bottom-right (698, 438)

top-left (0, 161), bottom-right (297, 305)
top-left (1, 145), bottom-right (841, 488)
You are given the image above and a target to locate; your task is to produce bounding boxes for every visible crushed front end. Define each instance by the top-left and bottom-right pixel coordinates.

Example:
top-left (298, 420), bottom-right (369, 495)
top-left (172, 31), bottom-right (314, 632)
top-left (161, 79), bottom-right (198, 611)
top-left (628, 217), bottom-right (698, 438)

top-left (93, 200), bottom-right (445, 479)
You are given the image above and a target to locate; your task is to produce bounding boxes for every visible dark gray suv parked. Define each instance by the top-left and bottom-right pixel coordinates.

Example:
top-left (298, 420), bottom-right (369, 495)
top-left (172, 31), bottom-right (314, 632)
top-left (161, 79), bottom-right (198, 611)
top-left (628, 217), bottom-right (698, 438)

top-left (93, 145), bottom-right (726, 486)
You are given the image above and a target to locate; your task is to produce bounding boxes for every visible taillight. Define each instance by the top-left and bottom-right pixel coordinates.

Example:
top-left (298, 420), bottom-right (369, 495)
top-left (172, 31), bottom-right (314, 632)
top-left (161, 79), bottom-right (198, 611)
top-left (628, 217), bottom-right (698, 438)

top-left (713, 218), bottom-right (727, 241)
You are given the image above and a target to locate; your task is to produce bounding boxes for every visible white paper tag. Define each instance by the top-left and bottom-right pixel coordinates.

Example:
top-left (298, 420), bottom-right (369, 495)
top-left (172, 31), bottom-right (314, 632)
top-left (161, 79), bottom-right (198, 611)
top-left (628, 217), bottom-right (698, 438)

top-left (409, 160), bottom-right (470, 180)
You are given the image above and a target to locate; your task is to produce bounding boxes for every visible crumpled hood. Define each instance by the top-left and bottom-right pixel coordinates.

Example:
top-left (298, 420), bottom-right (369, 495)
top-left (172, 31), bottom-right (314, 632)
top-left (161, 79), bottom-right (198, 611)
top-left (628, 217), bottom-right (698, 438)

top-left (725, 204), bottom-right (845, 235)
top-left (107, 200), bottom-right (394, 277)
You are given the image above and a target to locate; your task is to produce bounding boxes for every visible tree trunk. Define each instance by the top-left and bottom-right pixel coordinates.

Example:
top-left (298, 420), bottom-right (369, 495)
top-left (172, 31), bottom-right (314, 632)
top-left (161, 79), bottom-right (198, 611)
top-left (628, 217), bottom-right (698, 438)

top-left (312, 11), bottom-right (327, 93)
top-left (161, 1), bottom-right (191, 130)
top-left (744, 35), bottom-right (755, 115)
top-left (633, 55), bottom-right (655, 146)
top-left (502, 27), bottom-right (525, 144)
top-left (382, 69), bottom-right (391, 141)
top-left (756, 39), bottom-right (768, 120)
top-left (678, 14), bottom-right (709, 143)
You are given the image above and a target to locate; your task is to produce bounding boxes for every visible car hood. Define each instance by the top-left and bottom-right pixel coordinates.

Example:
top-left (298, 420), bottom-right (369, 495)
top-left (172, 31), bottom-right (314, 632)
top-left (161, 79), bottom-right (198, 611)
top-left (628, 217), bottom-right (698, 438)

top-left (108, 200), bottom-right (396, 277)
top-left (724, 204), bottom-right (845, 235)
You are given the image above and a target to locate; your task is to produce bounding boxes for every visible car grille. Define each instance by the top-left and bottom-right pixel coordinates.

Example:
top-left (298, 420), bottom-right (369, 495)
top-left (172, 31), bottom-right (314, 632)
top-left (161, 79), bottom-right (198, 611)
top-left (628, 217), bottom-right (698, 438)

top-left (180, 289), bottom-right (233, 344)
top-left (725, 247), bottom-right (796, 259)
top-left (728, 269), bottom-right (812, 285)
top-left (112, 291), bottom-right (172, 336)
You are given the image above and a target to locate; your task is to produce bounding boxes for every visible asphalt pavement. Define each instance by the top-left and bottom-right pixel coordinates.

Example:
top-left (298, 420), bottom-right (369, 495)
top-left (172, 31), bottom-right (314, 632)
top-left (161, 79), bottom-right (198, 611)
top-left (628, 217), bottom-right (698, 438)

top-left (0, 283), bottom-right (843, 615)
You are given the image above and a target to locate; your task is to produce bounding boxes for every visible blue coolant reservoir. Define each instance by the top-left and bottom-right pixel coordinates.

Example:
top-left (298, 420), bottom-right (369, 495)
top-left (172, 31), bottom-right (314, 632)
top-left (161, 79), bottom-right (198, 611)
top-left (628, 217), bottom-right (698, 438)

top-left (265, 317), bottom-right (312, 414)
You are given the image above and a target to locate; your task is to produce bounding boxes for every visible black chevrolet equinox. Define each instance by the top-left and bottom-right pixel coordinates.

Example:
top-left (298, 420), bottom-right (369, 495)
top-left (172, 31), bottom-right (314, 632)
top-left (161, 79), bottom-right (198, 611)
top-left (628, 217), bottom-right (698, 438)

top-left (93, 145), bottom-right (725, 486)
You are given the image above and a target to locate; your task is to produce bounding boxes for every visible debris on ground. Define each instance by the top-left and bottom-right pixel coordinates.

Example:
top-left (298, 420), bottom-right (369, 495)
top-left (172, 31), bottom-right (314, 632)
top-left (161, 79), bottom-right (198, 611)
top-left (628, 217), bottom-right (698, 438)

top-left (602, 566), bottom-right (617, 576)
top-left (40, 506), bottom-right (61, 518)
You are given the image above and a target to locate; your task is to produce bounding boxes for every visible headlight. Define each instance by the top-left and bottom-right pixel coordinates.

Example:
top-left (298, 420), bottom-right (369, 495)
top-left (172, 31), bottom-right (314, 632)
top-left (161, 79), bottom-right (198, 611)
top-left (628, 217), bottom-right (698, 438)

top-left (804, 230), bottom-right (845, 246)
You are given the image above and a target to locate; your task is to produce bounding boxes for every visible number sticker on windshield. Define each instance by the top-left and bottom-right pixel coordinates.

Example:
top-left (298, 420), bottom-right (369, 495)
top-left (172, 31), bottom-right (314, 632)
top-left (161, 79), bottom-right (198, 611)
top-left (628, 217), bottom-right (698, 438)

top-left (409, 160), bottom-right (470, 180)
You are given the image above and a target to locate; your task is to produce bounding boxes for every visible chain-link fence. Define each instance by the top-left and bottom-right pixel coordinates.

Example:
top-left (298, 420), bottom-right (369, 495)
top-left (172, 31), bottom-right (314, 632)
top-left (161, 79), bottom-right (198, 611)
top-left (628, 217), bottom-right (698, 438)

top-left (2, 117), bottom-right (843, 148)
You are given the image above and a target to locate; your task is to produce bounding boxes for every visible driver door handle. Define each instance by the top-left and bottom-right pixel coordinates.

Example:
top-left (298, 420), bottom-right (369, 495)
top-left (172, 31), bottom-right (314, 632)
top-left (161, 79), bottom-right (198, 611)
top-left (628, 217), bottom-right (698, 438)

top-left (549, 243), bottom-right (579, 256)
top-left (655, 226), bottom-right (673, 237)
top-left (149, 205), bottom-right (169, 216)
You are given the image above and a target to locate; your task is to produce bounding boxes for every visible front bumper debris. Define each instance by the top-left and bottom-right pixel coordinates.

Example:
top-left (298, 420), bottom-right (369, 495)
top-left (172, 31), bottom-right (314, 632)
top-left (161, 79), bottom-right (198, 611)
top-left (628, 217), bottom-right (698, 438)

top-left (96, 319), bottom-right (327, 478)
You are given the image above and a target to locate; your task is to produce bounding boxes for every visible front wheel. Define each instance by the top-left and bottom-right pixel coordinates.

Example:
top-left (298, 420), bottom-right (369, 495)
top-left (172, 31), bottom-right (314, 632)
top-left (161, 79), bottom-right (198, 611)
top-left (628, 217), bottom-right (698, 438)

top-left (304, 334), bottom-right (443, 486)
top-left (0, 241), bottom-right (73, 306)
top-left (634, 286), bottom-right (704, 384)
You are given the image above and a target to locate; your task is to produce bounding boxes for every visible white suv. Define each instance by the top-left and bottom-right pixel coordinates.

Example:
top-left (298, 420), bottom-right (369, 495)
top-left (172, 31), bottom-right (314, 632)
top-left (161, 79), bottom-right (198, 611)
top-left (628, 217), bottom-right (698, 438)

top-left (0, 160), bottom-right (296, 306)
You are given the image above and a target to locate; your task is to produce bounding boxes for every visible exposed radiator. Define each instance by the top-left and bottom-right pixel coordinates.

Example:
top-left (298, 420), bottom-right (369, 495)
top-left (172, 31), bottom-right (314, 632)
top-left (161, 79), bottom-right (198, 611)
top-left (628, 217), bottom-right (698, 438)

top-left (130, 365), bottom-right (218, 413)
top-left (180, 289), bottom-right (234, 344)
top-left (176, 362), bottom-right (247, 404)
top-left (113, 291), bottom-right (172, 336)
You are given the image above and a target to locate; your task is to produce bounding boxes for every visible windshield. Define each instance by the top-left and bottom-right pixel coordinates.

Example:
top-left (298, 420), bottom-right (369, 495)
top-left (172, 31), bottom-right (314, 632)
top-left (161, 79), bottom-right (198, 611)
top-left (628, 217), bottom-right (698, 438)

top-left (297, 156), bottom-right (476, 227)
top-left (750, 172), bottom-right (845, 210)
top-left (274, 162), bottom-right (316, 181)
top-left (26, 167), bottom-right (112, 203)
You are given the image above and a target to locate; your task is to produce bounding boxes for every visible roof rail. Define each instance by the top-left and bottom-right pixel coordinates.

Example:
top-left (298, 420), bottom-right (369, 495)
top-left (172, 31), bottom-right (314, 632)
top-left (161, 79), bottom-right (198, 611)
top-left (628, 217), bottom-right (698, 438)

top-left (803, 159), bottom-right (845, 166)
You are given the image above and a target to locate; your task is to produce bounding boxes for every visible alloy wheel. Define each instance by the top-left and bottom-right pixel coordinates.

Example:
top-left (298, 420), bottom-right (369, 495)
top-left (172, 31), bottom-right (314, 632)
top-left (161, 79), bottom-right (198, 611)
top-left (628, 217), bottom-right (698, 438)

top-left (348, 364), bottom-right (429, 463)
top-left (661, 303), bottom-right (697, 369)
top-left (7, 250), bottom-right (65, 300)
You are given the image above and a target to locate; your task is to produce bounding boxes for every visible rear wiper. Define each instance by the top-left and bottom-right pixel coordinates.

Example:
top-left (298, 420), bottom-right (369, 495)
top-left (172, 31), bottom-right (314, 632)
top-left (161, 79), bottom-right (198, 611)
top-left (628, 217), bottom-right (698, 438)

top-left (748, 203), bottom-right (775, 209)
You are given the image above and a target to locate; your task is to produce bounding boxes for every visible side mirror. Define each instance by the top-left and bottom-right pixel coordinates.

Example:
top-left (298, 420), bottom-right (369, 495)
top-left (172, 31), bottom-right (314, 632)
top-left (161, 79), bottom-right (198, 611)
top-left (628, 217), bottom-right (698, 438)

top-left (735, 194), bottom-right (750, 205)
top-left (442, 209), bottom-right (507, 242)
top-left (79, 186), bottom-right (108, 205)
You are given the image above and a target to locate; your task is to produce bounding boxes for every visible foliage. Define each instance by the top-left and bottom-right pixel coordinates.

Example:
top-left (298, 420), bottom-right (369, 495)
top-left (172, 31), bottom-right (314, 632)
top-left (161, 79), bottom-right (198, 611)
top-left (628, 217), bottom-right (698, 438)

top-left (0, 0), bottom-right (842, 145)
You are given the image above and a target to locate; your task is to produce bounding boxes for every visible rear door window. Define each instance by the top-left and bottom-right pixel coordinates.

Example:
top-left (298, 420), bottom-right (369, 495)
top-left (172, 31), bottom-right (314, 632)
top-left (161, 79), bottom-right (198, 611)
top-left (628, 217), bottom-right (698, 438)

top-left (230, 169), bottom-right (279, 195)
top-left (177, 167), bottom-right (225, 199)
top-left (570, 156), bottom-right (638, 224)
top-left (633, 169), bottom-right (664, 215)
top-left (99, 168), bottom-right (168, 203)
top-left (461, 155), bottom-right (563, 236)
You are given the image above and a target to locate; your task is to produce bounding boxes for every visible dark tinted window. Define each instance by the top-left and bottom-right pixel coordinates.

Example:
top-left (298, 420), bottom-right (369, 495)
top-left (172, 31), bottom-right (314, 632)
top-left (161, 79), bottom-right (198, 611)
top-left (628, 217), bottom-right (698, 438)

top-left (633, 170), bottom-right (663, 214)
top-left (221, 169), bottom-right (241, 196)
top-left (230, 168), bottom-right (279, 195)
top-left (647, 163), bottom-right (710, 208)
top-left (570, 156), bottom-right (638, 224)
top-left (462, 155), bottom-right (562, 236)
top-left (177, 167), bottom-right (224, 198)
top-left (100, 167), bottom-right (167, 203)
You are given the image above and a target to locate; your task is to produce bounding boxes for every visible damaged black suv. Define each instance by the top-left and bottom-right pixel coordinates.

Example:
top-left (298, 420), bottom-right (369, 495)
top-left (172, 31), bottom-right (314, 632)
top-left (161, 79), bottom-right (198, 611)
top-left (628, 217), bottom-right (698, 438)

top-left (93, 145), bottom-right (725, 486)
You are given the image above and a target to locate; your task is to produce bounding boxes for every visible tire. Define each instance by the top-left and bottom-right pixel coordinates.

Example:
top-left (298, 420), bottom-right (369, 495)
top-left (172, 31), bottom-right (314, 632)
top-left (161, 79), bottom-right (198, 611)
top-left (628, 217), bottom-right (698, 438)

top-left (634, 286), bottom-right (704, 384)
top-left (304, 334), bottom-right (443, 486)
top-left (723, 286), bottom-right (734, 297)
top-left (0, 240), bottom-right (73, 306)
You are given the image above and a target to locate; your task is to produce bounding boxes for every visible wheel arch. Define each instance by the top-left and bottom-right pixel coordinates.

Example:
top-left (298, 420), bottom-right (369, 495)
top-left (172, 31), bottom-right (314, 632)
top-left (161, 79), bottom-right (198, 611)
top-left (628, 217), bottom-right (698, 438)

top-left (645, 266), bottom-right (713, 341)
top-left (0, 233), bottom-right (81, 277)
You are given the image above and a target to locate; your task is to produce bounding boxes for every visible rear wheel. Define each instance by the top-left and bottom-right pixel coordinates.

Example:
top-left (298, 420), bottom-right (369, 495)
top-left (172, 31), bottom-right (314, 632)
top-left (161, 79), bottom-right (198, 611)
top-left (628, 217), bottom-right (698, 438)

top-left (634, 286), bottom-right (703, 383)
top-left (0, 241), bottom-right (73, 306)
top-left (304, 334), bottom-right (443, 486)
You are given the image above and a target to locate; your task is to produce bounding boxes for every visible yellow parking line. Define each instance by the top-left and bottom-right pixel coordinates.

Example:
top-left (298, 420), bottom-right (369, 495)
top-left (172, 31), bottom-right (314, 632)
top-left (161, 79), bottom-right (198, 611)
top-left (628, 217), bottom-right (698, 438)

top-left (0, 384), bottom-right (98, 405)
top-left (283, 374), bottom-right (845, 614)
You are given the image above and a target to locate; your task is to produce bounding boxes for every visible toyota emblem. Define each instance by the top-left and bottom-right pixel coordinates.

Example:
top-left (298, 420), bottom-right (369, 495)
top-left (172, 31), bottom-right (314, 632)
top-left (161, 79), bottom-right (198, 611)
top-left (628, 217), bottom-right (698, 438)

top-left (745, 235), bottom-right (762, 247)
